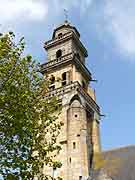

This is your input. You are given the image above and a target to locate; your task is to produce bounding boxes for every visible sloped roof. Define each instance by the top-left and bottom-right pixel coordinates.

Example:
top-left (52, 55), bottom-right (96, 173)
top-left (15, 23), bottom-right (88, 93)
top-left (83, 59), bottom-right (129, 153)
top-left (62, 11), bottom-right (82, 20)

top-left (103, 145), bottom-right (135, 180)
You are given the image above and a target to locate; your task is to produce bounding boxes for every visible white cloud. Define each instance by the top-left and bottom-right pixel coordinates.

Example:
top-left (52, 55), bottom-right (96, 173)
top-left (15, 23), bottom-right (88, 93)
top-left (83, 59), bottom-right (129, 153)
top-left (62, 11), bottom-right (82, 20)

top-left (49, 0), bottom-right (135, 59)
top-left (102, 0), bottom-right (135, 58)
top-left (0, 0), bottom-right (48, 23)
top-left (47, 0), bottom-right (135, 59)
top-left (1, 0), bottom-right (135, 59)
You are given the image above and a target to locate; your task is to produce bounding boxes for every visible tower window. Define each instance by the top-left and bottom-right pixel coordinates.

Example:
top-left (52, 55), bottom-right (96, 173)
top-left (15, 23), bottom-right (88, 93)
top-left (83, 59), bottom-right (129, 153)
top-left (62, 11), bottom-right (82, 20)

top-left (62, 72), bottom-right (66, 86)
top-left (69, 157), bottom-right (71, 163)
top-left (56, 49), bottom-right (62, 59)
top-left (82, 81), bottom-right (87, 90)
top-left (79, 176), bottom-right (82, 180)
top-left (75, 114), bottom-right (78, 118)
top-left (50, 75), bottom-right (55, 84)
top-left (49, 75), bottom-right (55, 90)
top-left (73, 142), bottom-right (76, 149)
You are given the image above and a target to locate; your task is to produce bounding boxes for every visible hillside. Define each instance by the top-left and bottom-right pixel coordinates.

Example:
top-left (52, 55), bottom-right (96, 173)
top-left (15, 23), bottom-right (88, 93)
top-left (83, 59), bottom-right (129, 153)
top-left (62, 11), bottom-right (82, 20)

top-left (104, 145), bottom-right (135, 180)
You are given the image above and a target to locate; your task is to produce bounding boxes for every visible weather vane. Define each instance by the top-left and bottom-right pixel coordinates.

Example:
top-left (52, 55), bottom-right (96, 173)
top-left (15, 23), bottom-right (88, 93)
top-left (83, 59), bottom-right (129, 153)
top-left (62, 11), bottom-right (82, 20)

top-left (64, 9), bottom-right (68, 22)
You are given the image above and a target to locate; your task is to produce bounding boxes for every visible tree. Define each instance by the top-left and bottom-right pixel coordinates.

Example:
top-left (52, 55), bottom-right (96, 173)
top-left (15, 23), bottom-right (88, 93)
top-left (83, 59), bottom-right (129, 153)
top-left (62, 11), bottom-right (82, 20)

top-left (0, 32), bottom-right (63, 179)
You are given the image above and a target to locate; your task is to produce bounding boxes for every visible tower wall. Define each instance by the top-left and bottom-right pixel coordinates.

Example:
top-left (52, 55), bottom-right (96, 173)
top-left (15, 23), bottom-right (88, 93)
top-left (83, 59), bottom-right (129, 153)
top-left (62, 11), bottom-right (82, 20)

top-left (47, 39), bottom-right (72, 61)
top-left (41, 21), bottom-right (101, 180)
top-left (92, 115), bottom-right (101, 153)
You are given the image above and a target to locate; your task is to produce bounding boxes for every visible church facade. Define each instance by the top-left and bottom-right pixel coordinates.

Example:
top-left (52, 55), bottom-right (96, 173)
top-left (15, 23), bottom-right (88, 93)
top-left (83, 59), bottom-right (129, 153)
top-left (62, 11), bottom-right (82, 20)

top-left (41, 21), bottom-right (101, 180)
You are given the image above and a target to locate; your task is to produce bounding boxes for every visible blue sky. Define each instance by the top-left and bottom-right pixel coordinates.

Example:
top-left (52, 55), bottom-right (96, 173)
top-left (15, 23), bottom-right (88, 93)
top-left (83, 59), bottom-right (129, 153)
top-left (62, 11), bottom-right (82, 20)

top-left (1, 0), bottom-right (135, 151)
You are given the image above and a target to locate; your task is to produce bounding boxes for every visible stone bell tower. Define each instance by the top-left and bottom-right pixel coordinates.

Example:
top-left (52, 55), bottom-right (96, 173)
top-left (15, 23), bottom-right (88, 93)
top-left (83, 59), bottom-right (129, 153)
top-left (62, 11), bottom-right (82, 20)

top-left (41, 21), bottom-right (101, 180)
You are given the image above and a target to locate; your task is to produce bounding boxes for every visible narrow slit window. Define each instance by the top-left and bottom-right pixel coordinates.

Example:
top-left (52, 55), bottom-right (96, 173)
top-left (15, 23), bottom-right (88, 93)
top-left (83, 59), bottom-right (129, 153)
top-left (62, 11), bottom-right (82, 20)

top-left (62, 72), bottom-right (66, 86)
top-left (50, 75), bottom-right (55, 84)
top-left (82, 81), bottom-right (86, 89)
top-left (69, 157), bottom-right (71, 163)
top-left (73, 142), bottom-right (76, 149)
top-left (49, 75), bottom-right (55, 90)
top-left (79, 176), bottom-right (82, 180)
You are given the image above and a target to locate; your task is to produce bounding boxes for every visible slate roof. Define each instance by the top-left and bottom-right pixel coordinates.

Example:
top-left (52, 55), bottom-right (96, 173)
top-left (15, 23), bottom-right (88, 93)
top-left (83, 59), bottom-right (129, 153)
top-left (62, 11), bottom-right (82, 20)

top-left (103, 145), bottom-right (135, 180)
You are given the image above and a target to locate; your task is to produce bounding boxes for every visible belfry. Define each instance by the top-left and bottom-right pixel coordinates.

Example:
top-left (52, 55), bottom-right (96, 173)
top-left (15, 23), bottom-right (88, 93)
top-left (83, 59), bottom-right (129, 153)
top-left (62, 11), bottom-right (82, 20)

top-left (41, 21), bottom-right (101, 180)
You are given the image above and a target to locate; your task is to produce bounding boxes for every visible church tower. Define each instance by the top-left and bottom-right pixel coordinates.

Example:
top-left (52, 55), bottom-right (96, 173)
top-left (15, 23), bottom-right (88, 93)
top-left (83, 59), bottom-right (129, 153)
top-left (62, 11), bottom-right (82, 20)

top-left (41, 21), bottom-right (101, 180)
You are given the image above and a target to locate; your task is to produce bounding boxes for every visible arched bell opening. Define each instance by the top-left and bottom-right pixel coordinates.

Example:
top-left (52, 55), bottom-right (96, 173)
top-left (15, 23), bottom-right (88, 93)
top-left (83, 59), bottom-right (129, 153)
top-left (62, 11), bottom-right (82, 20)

top-left (62, 72), bottom-right (67, 86)
top-left (49, 75), bottom-right (55, 90)
top-left (56, 49), bottom-right (62, 59)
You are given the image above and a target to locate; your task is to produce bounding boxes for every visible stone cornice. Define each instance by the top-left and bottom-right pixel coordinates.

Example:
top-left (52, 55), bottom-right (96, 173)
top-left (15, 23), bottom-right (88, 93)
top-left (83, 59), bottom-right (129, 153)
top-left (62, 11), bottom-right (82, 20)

top-left (40, 53), bottom-right (92, 81)
top-left (44, 31), bottom-right (72, 49)
top-left (41, 53), bottom-right (73, 73)
top-left (45, 81), bottom-right (100, 115)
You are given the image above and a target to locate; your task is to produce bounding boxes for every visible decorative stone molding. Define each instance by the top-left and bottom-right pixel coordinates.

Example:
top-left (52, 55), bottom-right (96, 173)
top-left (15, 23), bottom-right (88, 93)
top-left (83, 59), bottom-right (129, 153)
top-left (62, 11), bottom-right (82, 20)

top-left (44, 30), bottom-right (88, 57)
top-left (44, 32), bottom-right (72, 49)
top-left (45, 81), bottom-right (100, 115)
top-left (41, 53), bottom-right (91, 81)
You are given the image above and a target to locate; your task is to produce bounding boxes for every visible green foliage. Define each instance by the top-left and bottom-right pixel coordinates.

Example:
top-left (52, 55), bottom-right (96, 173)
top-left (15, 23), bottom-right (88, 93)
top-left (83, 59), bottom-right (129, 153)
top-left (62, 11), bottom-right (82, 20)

top-left (0, 32), bottom-right (62, 179)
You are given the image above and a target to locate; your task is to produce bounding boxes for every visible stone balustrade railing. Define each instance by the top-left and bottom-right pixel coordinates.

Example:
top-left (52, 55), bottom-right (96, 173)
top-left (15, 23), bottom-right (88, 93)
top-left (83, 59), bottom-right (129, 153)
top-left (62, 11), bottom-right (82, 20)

top-left (41, 52), bottom-right (73, 72)
top-left (47, 81), bottom-right (78, 97)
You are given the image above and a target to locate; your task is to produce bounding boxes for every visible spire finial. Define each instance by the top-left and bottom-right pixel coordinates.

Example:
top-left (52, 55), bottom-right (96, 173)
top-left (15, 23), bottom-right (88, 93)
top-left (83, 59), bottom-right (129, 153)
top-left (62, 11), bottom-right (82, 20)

top-left (64, 8), bottom-right (68, 23)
